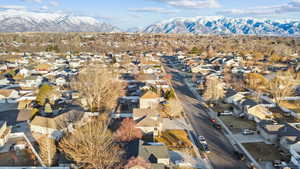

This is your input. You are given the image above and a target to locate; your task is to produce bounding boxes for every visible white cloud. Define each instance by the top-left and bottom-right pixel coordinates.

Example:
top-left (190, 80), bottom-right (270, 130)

top-left (150, 0), bottom-right (221, 8)
top-left (41, 5), bottom-right (48, 10)
top-left (49, 1), bottom-right (59, 7)
top-left (22, 0), bottom-right (43, 3)
top-left (129, 7), bottom-right (178, 14)
top-left (217, 0), bottom-right (300, 16)
top-left (0, 5), bottom-right (26, 10)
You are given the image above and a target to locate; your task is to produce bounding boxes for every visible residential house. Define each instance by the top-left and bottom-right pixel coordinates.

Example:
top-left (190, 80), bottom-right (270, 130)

top-left (22, 76), bottom-right (43, 88)
top-left (35, 63), bottom-right (52, 73)
top-left (224, 89), bottom-right (245, 105)
top-left (55, 77), bottom-right (67, 86)
top-left (257, 121), bottom-right (300, 165)
top-left (257, 121), bottom-right (284, 144)
top-left (133, 108), bottom-right (162, 136)
top-left (135, 74), bottom-right (158, 84)
top-left (19, 68), bottom-right (30, 77)
top-left (30, 115), bottom-right (64, 139)
top-left (0, 89), bottom-right (19, 103)
top-left (278, 123), bottom-right (300, 152)
top-left (17, 109), bottom-right (34, 123)
top-left (0, 76), bottom-right (10, 85)
top-left (233, 98), bottom-right (273, 122)
top-left (139, 91), bottom-right (161, 109)
top-left (0, 64), bottom-right (8, 71)
top-left (138, 141), bottom-right (170, 166)
top-left (0, 121), bottom-right (11, 147)
top-left (247, 104), bottom-right (274, 123)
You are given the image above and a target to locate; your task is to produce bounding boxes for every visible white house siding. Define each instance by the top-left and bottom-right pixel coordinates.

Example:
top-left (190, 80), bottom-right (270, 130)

top-left (140, 99), bottom-right (160, 109)
top-left (30, 125), bottom-right (62, 140)
top-left (137, 126), bottom-right (156, 134)
top-left (291, 142), bottom-right (300, 152)
top-left (157, 158), bottom-right (170, 165)
top-left (257, 127), bottom-right (278, 144)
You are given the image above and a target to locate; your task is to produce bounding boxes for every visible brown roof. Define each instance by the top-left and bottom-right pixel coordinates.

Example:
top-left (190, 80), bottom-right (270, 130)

top-left (30, 113), bottom-right (67, 130)
top-left (136, 116), bottom-right (161, 127)
top-left (141, 91), bottom-right (160, 99)
top-left (36, 63), bottom-right (51, 70)
top-left (17, 109), bottom-right (33, 122)
top-left (18, 100), bottom-right (32, 109)
top-left (0, 89), bottom-right (14, 97)
top-left (133, 108), bottom-right (159, 118)
top-left (31, 116), bottom-right (58, 129)
top-left (265, 124), bottom-right (284, 133)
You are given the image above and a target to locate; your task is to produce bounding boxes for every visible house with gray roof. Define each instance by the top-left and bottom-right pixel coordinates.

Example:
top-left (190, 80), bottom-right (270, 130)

top-left (138, 141), bottom-right (170, 166)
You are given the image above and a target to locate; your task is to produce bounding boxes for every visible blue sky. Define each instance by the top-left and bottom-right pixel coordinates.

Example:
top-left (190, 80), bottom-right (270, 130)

top-left (0, 0), bottom-right (300, 29)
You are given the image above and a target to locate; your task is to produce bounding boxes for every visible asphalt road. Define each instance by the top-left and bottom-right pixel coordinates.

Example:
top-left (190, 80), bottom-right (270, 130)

top-left (162, 56), bottom-right (248, 169)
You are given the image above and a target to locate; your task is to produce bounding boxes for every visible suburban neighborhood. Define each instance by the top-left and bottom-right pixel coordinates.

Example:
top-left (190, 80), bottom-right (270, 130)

top-left (0, 32), bottom-right (299, 169)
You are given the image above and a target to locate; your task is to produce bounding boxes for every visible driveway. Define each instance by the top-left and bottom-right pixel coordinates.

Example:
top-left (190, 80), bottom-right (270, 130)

top-left (162, 118), bottom-right (188, 130)
top-left (169, 150), bottom-right (205, 169)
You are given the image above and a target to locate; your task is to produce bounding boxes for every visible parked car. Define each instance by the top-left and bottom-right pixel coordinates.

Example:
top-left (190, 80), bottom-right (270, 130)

top-left (200, 144), bottom-right (210, 154)
top-left (210, 118), bottom-right (217, 123)
top-left (219, 110), bottom-right (233, 116)
top-left (198, 135), bottom-right (207, 144)
top-left (210, 118), bottom-right (222, 129)
top-left (242, 129), bottom-right (255, 135)
top-left (213, 123), bottom-right (222, 130)
top-left (234, 151), bottom-right (245, 160)
top-left (272, 160), bottom-right (288, 169)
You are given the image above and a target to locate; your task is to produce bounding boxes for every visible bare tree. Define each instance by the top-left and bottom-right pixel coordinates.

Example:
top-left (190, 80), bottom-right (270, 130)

top-left (59, 118), bottom-right (123, 169)
top-left (124, 157), bottom-right (151, 169)
top-left (203, 76), bottom-right (225, 103)
top-left (267, 71), bottom-right (298, 105)
top-left (114, 118), bottom-right (142, 142)
top-left (72, 66), bottom-right (121, 112)
top-left (38, 136), bottom-right (57, 167)
top-left (55, 110), bottom-right (84, 131)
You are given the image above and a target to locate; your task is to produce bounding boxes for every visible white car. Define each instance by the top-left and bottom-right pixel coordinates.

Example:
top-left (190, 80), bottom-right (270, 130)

top-left (198, 135), bottom-right (207, 144)
top-left (242, 129), bottom-right (255, 135)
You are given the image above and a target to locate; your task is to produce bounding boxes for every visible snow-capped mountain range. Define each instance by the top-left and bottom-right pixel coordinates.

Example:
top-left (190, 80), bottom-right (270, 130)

top-left (143, 16), bottom-right (300, 36)
top-left (1, 11), bottom-right (300, 36)
top-left (0, 10), bottom-right (121, 33)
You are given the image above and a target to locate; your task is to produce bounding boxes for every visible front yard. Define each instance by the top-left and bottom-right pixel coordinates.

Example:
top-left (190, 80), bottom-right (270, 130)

top-left (212, 102), bottom-right (232, 113)
top-left (242, 142), bottom-right (281, 162)
top-left (220, 116), bottom-right (256, 132)
top-left (155, 129), bottom-right (195, 157)
top-left (0, 149), bottom-right (38, 166)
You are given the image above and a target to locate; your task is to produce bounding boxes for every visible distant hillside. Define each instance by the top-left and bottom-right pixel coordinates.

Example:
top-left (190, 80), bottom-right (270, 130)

top-left (143, 16), bottom-right (300, 36)
top-left (0, 10), bottom-right (121, 33)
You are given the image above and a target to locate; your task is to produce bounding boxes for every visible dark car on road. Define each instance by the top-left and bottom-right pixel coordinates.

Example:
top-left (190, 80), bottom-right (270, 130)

top-left (210, 118), bottom-right (222, 129)
top-left (213, 123), bottom-right (222, 129)
top-left (234, 151), bottom-right (245, 160)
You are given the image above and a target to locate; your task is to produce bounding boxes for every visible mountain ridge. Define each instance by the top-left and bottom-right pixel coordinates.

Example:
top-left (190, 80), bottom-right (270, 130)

top-left (143, 16), bottom-right (300, 36)
top-left (0, 10), bottom-right (121, 33)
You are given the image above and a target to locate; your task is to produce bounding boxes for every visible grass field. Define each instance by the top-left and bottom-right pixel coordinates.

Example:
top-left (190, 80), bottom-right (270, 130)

top-left (220, 116), bottom-right (256, 131)
top-left (243, 142), bottom-right (281, 162)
